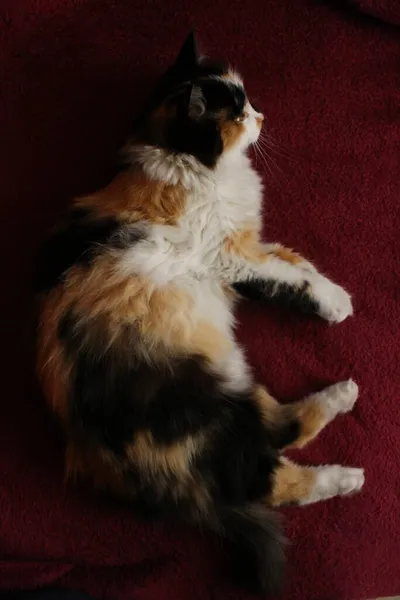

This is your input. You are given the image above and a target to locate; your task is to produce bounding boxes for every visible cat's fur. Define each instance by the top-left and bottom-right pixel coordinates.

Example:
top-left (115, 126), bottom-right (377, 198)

top-left (36, 33), bottom-right (364, 595)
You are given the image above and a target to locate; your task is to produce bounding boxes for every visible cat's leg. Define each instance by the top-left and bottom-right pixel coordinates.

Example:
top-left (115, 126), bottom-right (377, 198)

top-left (222, 234), bottom-right (353, 323)
top-left (254, 379), bottom-right (359, 449)
top-left (268, 457), bottom-right (364, 507)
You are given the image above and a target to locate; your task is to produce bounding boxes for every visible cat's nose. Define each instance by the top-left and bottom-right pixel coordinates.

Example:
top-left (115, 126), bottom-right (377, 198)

top-left (256, 114), bottom-right (264, 128)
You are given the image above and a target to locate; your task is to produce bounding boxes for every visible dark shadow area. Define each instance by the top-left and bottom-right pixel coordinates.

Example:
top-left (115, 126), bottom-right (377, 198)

top-left (313, 0), bottom-right (400, 31)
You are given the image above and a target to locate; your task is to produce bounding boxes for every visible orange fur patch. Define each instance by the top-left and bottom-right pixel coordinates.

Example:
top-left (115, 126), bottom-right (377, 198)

top-left (67, 430), bottom-right (211, 512)
top-left (224, 235), bottom-right (305, 268)
top-left (222, 70), bottom-right (242, 84)
top-left (63, 257), bottom-right (232, 361)
top-left (268, 458), bottom-right (316, 507)
top-left (76, 169), bottom-right (186, 225)
top-left (37, 290), bottom-right (72, 421)
top-left (127, 431), bottom-right (201, 477)
top-left (224, 228), bottom-right (267, 263)
top-left (253, 385), bottom-right (281, 425)
top-left (273, 246), bottom-right (303, 265)
top-left (37, 255), bottom-right (233, 420)
top-left (220, 119), bottom-right (245, 151)
top-left (285, 400), bottom-right (327, 449)
top-left (126, 431), bottom-right (210, 512)
top-left (254, 385), bottom-right (328, 450)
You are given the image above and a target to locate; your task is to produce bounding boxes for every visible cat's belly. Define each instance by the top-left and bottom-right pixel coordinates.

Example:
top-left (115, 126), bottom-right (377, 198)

top-left (177, 276), bottom-right (232, 329)
top-left (179, 276), bottom-right (250, 392)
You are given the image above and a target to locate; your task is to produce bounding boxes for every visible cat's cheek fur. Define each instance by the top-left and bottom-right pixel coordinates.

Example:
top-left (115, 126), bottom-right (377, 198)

top-left (244, 104), bottom-right (263, 147)
top-left (220, 107), bottom-right (262, 154)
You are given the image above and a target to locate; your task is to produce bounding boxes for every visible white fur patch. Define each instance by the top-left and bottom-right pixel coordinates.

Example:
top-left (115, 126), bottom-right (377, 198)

top-left (308, 379), bottom-right (359, 421)
top-left (310, 274), bottom-right (353, 323)
top-left (301, 466), bottom-right (365, 505)
top-left (118, 147), bottom-right (264, 287)
top-left (124, 145), bottom-right (211, 189)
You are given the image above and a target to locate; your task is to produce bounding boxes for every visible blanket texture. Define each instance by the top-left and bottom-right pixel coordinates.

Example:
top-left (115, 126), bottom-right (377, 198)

top-left (347, 0), bottom-right (400, 24)
top-left (1, 1), bottom-right (399, 599)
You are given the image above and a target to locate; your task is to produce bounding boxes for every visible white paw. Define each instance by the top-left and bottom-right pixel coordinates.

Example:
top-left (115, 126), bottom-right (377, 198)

top-left (334, 467), bottom-right (365, 496)
top-left (305, 466), bottom-right (365, 504)
top-left (310, 276), bottom-right (353, 323)
top-left (319, 379), bottom-right (359, 418)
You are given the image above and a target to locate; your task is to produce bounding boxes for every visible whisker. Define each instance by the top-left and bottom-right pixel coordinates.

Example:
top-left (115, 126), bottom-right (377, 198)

top-left (251, 136), bottom-right (292, 192)
top-left (259, 130), bottom-right (304, 163)
top-left (259, 145), bottom-right (283, 176)
top-left (254, 141), bottom-right (280, 181)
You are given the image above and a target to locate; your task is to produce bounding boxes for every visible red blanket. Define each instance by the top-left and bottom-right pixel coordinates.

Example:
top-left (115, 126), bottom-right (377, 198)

top-left (348, 0), bottom-right (400, 24)
top-left (1, 1), bottom-right (400, 599)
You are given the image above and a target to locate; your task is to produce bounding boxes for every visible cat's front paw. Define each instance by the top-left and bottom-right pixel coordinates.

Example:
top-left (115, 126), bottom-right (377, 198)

top-left (310, 276), bottom-right (353, 323)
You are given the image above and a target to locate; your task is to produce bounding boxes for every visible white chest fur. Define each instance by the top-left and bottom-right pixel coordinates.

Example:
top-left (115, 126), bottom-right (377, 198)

top-left (119, 151), bottom-right (263, 286)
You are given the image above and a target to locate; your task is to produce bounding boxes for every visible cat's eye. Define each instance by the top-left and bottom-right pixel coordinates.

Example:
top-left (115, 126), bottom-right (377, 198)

top-left (234, 111), bottom-right (249, 123)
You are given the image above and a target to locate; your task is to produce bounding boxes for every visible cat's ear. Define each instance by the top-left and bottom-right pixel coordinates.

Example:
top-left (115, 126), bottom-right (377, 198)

top-left (175, 31), bottom-right (199, 70)
top-left (187, 85), bottom-right (206, 119)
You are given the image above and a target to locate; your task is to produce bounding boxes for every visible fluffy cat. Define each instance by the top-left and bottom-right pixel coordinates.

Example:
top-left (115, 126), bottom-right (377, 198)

top-left (36, 33), bottom-right (364, 596)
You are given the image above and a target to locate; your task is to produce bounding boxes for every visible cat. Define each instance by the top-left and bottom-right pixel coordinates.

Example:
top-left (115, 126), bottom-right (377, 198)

top-left (36, 32), bottom-right (364, 596)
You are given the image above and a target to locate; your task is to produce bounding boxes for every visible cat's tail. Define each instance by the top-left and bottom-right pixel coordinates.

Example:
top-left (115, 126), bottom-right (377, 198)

top-left (209, 503), bottom-right (286, 595)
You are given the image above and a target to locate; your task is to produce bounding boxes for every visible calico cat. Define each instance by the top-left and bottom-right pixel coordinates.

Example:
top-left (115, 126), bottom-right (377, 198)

top-left (36, 33), bottom-right (364, 596)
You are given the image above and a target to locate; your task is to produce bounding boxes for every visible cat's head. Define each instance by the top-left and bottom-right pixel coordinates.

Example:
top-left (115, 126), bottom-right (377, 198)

top-left (136, 32), bottom-right (263, 168)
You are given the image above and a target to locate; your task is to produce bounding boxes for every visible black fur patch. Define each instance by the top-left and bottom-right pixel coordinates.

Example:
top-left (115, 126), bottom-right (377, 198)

top-left (59, 309), bottom-right (225, 452)
top-left (152, 77), bottom-right (244, 167)
top-left (146, 35), bottom-right (228, 115)
top-left (202, 398), bottom-right (278, 505)
top-left (58, 309), bottom-right (283, 497)
top-left (131, 34), bottom-right (247, 168)
top-left (268, 419), bottom-right (301, 450)
top-left (58, 303), bottom-right (287, 594)
top-left (165, 118), bottom-right (223, 168)
top-left (219, 505), bottom-right (286, 596)
top-left (36, 207), bottom-right (145, 292)
top-left (200, 78), bottom-right (245, 118)
top-left (233, 278), bottom-right (320, 315)
top-left (145, 355), bottom-right (225, 444)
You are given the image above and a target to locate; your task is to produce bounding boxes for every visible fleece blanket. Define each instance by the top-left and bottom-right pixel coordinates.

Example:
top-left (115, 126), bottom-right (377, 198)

top-left (347, 0), bottom-right (400, 24)
top-left (1, 1), bottom-right (399, 599)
